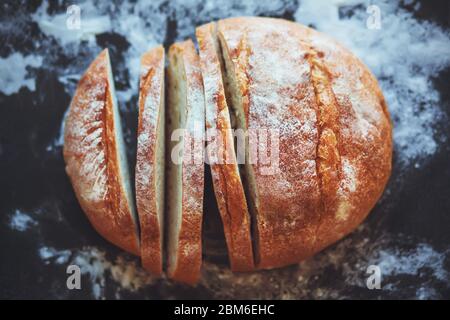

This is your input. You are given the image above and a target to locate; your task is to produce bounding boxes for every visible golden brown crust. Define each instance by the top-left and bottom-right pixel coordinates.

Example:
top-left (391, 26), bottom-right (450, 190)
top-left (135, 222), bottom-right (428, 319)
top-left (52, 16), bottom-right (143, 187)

top-left (196, 23), bottom-right (255, 272)
top-left (135, 46), bottom-right (165, 275)
top-left (167, 40), bottom-right (205, 284)
top-left (63, 49), bottom-right (139, 256)
top-left (218, 17), bottom-right (392, 269)
top-left (296, 25), bottom-right (393, 253)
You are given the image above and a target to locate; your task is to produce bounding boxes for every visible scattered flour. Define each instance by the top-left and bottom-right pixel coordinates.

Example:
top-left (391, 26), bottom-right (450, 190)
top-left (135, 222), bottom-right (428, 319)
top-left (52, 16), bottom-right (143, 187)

top-left (9, 210), bottom-right (37, 232)
top-left (293, 229), bottom-right (450, 299)
top-left (32, 1), bottom-right (111, 46)
top-left (0, 53), bottom-right (43, 95)
top-left (38, 246), bottom-right (155, 299)
top-left (39, 246), bottom-right (71, 265)
top-left (371, 243), bottom-right (448, 282)
top-left (31, 0), bottom-right (166, 102)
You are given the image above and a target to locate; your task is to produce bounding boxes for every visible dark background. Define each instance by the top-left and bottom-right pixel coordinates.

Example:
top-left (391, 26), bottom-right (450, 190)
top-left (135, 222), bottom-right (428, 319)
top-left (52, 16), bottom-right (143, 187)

top-left (0, 0), bottom-right (449, 299)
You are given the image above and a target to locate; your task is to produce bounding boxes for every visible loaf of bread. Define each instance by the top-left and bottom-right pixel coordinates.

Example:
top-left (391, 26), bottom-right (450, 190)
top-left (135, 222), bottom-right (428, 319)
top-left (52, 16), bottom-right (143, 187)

top-left (63, 49), bottom-right (139, 255)
top-left (64, 17), bottom-right (392, 282)
top-left (135, 46), bottom-right (165, 275)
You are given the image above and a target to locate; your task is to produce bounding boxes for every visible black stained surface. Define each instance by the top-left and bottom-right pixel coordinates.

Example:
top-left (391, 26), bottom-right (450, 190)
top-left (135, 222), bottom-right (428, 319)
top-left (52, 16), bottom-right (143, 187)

top-left (0, 0), bottom-right (449, 299)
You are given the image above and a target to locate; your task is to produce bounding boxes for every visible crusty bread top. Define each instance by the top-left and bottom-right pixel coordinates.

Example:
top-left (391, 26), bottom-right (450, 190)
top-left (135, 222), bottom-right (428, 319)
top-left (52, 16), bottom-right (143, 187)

top-left (196, 22), bottom-right (255, 272)
top-left (218, 17), bottom-right (392, 269)
top-left (63, 49), bottom-right (140, 255)
top-left (135, 45), bottom-right (165, 274)
top-left (293, 22), bottom-right (392, 254)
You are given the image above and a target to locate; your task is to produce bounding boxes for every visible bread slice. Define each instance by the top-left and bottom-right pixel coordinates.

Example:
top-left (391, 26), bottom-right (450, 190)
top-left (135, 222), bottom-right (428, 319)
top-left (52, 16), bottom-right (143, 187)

top-left (217, 18), bottom-right (321, 269)
top-left (64, 49), bottom-right (139, 255)
top-left (166, 40), bottom-right (205, 284)
top-left (135, 46), bottom-right (165, 274)
top-left (196, 23), bottom-right (254, 272)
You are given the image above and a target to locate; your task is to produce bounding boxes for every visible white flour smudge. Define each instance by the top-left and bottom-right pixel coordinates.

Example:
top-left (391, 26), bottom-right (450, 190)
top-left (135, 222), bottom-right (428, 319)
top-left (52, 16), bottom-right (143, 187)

top-left (32, 2), bottom-right (111, 46)
top-left (9, 210), bottom-right (38, 232)
top-left (0, 53), bottom-right (43, 95)
top-left (372, 243), bottom-right (448, 282)
top-left (39, 246), bottom-right (71, 265)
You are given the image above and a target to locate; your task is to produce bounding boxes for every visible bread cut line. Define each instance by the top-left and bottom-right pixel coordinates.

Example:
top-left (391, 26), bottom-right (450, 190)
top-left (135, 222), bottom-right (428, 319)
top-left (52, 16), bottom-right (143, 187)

top-left (135, 45), bottom-right (165, 275)
top-left (166, 40), bottom-right (205, 284)
top-left (63, 17), bottom-right (392, 283)
top-left (196, 23), bottom-right (254, 272)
